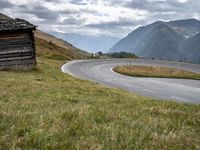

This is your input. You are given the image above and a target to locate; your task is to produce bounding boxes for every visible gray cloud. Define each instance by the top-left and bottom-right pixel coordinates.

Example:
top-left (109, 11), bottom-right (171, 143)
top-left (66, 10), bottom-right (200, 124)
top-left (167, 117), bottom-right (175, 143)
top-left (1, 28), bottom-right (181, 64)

top-left (0, 0), bottom-right (199, 52)
top-left (0, 1), bottom-right (12, 8)
top-left (128, 0), bottom-right (200, 17)
top-left (85, 20), bottom-right (137, 29)
top-left (19, 5), bottom-right (56, 21)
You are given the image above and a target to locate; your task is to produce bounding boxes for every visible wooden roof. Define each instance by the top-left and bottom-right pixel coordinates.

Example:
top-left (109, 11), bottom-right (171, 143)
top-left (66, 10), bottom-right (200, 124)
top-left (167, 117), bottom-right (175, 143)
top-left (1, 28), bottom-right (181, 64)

top-left (0, 18), bottom-right (36, 32)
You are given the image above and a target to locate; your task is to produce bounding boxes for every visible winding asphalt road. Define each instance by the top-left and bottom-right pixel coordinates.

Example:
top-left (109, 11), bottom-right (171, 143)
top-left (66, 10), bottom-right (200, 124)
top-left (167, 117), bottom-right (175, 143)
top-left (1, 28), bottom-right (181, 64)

top-left (62, 59), bottom-right (200, 104)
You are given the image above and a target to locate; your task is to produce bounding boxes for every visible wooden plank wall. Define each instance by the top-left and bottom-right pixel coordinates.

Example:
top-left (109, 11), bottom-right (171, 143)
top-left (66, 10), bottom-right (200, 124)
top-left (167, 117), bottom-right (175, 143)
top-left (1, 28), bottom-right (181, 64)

top-left (0, 31), bottom-right (36, 69)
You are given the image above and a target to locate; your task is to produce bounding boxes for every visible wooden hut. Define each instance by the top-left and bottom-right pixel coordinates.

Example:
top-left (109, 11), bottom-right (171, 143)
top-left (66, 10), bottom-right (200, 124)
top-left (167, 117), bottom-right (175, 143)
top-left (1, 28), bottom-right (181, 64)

top-left (0, 18), bottom-right (36, 69)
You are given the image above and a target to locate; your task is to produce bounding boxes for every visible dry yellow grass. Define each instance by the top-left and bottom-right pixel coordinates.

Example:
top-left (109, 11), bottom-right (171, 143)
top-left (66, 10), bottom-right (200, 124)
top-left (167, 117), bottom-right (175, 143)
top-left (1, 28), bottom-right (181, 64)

top-left (35, 37), bottom-right (90, 60)
top-left (113, 65), bottom-right (200, 80)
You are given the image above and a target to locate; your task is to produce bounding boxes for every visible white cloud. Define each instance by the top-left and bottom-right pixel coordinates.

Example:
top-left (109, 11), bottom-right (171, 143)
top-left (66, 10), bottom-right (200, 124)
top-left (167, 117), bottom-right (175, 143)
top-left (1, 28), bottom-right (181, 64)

top-left (178, 0), bottom-right (188, 3)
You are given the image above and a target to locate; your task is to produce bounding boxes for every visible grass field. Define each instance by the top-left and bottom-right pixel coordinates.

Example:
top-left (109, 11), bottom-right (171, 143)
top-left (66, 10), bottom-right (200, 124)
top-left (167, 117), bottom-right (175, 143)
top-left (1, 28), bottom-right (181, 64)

top-left (0, 58), bottom-right (200, 149)
top-left (113, 65), bottom-right (200, 80)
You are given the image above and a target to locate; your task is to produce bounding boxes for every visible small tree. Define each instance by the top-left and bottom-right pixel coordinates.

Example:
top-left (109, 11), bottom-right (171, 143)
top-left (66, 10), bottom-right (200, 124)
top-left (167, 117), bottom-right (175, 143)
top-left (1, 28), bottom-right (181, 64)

top-left (97, 51), bottom-right (103, 56)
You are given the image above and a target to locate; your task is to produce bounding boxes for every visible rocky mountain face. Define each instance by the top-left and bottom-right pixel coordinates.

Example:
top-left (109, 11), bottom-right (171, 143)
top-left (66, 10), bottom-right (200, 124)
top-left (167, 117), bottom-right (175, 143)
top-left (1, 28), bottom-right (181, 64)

top-left (167, 19), bottom-right (200, 37)
top-left (110, 19), bottom-right (200, 64)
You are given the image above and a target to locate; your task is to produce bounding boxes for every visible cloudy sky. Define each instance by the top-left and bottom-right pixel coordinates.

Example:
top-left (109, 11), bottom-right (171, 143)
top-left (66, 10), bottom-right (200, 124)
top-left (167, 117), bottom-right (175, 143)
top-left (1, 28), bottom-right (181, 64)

top-left (1, 0), bottom-right (200, 52)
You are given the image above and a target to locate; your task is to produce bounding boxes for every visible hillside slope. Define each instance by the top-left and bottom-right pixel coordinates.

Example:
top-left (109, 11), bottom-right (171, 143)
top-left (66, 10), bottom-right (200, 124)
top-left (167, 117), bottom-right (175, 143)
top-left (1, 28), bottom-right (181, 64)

top-left (0, 13), bottom-right (90, 60)
top-left (35, 37), bottom-right (89, 60)
top-left (0, 13), bottom-right (11, 19)
top-left (34, 30), bottom-right (90, 60)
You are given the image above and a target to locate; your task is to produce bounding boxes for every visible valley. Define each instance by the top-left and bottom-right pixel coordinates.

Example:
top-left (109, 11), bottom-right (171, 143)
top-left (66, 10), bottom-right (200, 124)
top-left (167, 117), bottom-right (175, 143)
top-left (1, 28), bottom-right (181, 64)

top-left (0, 4), bottom-right (200, 149)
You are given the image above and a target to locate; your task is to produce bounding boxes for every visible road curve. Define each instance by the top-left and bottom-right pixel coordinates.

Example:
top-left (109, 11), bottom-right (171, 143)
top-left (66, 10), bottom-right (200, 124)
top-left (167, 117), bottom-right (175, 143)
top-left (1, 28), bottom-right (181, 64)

top-left (62, 59), bottom-right (200, 104)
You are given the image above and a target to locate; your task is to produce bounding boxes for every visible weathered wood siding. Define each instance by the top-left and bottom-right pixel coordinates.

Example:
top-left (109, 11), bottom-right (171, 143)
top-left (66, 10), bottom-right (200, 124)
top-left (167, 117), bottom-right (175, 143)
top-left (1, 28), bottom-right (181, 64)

top-left (0, 30), bottom-right (36, 69)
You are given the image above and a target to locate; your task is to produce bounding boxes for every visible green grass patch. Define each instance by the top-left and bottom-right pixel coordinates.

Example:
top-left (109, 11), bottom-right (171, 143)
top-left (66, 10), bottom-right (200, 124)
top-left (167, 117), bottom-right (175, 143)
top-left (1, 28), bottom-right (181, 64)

top-left (113, 65), bottom-right (200, 80)
top-left (0, 58), bottom-right (200, 149)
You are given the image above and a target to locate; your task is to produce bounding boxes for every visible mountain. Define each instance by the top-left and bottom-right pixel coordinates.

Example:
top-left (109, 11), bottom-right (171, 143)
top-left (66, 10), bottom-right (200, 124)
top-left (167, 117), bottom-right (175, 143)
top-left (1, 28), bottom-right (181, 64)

top-left (167, 19), bottom-right (200, 38)
top-left (0, 13), bottom-right (90, 60)
top-left (110, 21), bottom-right (185, 60)
top-left (110, 19), bottom-right (200, 63)
top-left (182, 33), bottom-right (200, 64)
top-left (137, 23), bottom-right (185, 60)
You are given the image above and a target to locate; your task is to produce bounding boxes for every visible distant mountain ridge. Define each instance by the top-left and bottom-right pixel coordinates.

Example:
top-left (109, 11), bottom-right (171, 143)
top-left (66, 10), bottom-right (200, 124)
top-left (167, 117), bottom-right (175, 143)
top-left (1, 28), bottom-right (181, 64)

top-left (110, 19), bottom-right (200, 64)
top-left (0, 13), bottom-right (90, 60)
top-left (167, 19), bottom-right (200, 37)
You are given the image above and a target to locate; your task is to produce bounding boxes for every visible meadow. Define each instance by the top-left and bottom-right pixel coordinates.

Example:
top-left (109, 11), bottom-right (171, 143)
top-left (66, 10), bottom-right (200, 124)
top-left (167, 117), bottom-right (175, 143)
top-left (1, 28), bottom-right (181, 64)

top-left (0, 58), bottom-right (200, 149)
